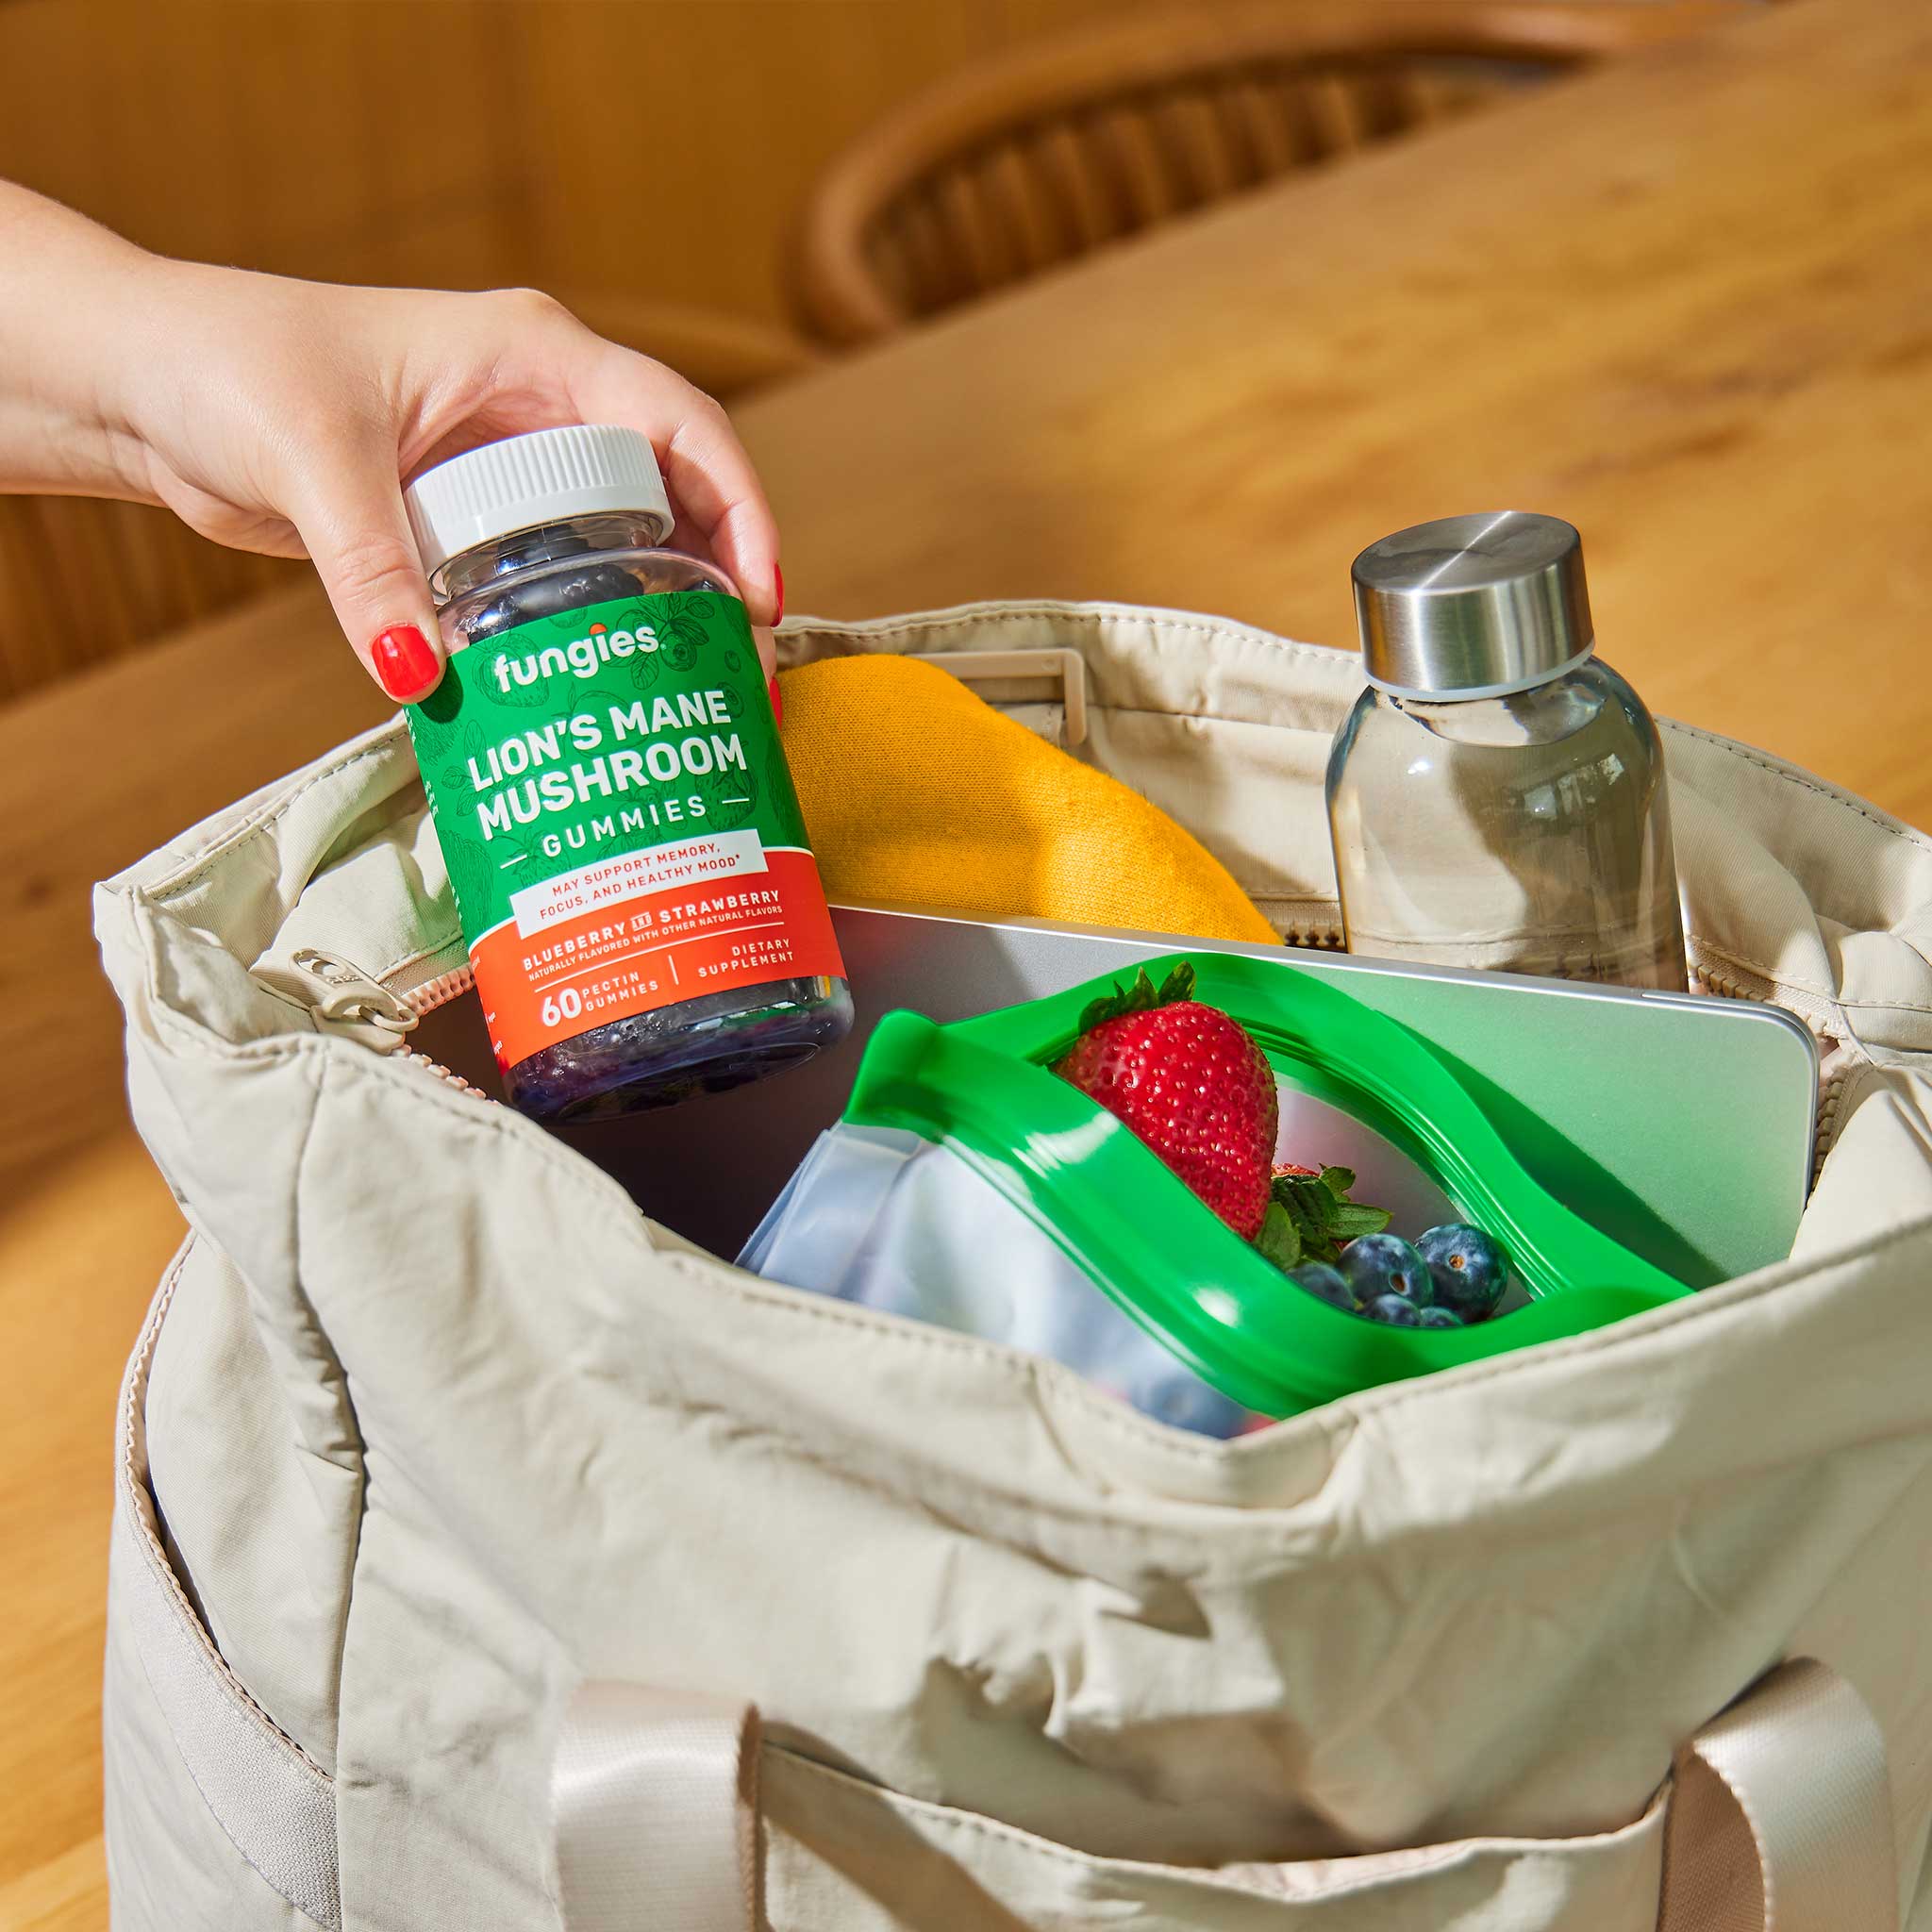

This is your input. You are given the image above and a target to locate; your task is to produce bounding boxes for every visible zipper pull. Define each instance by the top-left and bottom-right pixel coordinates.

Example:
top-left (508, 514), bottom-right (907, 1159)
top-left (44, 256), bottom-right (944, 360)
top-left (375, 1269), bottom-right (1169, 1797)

top-left (285, 948), bottom-right (420, 1051)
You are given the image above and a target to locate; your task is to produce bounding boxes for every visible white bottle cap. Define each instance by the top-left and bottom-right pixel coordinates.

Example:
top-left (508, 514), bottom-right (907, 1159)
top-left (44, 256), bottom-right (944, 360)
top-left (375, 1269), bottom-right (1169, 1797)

top-left (405, 425), bottom-right (674, 578)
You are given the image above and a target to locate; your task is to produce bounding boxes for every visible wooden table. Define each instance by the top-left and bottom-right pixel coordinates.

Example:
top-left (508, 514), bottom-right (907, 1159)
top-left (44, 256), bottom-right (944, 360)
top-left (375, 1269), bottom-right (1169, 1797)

top-left (6, 0), bottom-right (1931, 1920)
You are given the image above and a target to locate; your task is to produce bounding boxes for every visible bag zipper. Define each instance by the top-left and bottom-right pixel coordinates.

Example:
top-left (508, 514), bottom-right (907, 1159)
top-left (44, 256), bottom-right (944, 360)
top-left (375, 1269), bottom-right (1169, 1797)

top-left (282, 949), bottom-right (423, 1051)
top-left (289, 930), bottom-right (1849, 1166)
top-left (403, 959), bottom-right (476, 1017)
top-left (274, 948), bottom-right (492, 1101)
top-left (313, 932), bottom-right (1348, 1103)
top-left (391, 959), bottom-right (496, 1101)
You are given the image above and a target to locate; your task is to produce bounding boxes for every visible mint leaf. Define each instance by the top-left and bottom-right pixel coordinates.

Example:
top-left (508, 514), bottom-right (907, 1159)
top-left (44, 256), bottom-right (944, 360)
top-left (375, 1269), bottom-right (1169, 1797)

top-left (1255, 1200), bottom-right (1302, 1272)
top-left (1261, 1165), bottom-right (1391, 1273)
top-left (1276, 1176), bottom-right (1337, 1230)
top-left (1326, 1202), bottom-right (1392, 1241)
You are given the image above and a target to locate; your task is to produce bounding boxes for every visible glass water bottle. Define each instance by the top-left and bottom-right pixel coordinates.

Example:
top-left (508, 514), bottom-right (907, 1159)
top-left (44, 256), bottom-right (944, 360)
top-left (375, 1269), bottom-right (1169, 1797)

top-left (1325, 512), bottom-right (1687, 990)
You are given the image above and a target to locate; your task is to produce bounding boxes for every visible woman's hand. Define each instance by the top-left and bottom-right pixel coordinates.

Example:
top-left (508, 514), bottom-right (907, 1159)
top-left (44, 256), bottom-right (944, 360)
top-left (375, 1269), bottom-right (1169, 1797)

top-left (0, 185), bottom-right (781, 700)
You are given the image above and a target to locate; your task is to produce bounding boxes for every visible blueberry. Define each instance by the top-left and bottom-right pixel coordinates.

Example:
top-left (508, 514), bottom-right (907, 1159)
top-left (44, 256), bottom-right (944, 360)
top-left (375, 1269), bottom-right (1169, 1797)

top-left (1135, 1375), bottom-right (1252, 1440)
top-left (1363, 1292), bottom-right (1421, 1326)
top-left (1415, 1224), bottom-right (1507, 1323)
top-left (1287, 1261), bottom-right (1356, 1311)
top-left (1340, 1232), bottom-right (1432, 1307)
top-left (1110, 1333), bottom-right (1252, 1438)
top-left (1417, 1306), bottom-right (1465, 1328)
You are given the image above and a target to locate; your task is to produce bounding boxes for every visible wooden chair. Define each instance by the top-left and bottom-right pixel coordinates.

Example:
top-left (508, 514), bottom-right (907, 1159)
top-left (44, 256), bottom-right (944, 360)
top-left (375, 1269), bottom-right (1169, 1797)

top-left (0, 497), bottom-right (296, 705)
top-left (790, 0), bottom-right (1748, 345)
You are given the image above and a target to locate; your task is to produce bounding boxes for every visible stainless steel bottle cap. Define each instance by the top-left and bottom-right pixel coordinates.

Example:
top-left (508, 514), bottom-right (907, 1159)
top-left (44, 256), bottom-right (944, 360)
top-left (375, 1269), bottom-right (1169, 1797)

top-left (1351, 511), bottom-right (1594, 699)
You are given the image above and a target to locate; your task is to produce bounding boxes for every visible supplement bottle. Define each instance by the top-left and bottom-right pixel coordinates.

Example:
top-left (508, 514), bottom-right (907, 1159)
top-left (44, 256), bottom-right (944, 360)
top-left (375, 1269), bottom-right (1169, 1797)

top-left (402, 425), bottom-right (851, 1122)
top-left (1325, 511), bottom-right (1687, 989)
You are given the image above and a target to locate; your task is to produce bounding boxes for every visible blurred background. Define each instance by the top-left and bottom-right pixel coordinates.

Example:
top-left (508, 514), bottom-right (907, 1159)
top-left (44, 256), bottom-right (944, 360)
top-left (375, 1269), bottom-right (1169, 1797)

top-left (0, 0), bottom-right (1734, 699)
top-left (16, 6), bottom-right (1932, 1927)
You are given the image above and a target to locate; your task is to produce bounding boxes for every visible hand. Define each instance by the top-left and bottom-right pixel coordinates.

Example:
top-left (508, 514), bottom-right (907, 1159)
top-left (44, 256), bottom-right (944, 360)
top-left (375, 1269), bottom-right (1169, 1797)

top-left (0, 186), bottom-right (781, 701)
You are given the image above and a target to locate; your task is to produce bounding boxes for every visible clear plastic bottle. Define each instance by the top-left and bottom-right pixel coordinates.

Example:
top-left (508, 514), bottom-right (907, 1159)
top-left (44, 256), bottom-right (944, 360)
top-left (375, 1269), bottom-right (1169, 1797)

top-left (1325, 512), bottom-right (1686, 989)
top-left (403, 425), bottom-right (852, 1122)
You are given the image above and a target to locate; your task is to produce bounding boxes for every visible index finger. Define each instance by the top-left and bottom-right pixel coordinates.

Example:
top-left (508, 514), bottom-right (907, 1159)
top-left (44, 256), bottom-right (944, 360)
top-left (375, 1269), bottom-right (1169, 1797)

top-left (566, 342), bottom-right (781, 626)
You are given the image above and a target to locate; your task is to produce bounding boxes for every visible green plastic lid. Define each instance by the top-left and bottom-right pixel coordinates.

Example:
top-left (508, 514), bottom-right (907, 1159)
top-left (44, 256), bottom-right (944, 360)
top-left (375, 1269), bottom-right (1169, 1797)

top-left (841, 951), bottom-right (1690, 1419)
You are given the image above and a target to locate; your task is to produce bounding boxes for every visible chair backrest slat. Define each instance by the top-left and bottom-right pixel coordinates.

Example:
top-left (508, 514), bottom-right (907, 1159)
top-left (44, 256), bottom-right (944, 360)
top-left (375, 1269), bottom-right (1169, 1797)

top-left (791, 0), bottom-right (1746, 343)
top-left (0, 497), bottom-right (297, 706)
top-left (1156, 87), bottom-right (1242, 205)
top-left (1221, 71), bottom-right (1303, 180)
top-left (984, 141), bottom-right (1065, 278)
top-left (1035, 117), bottom-right (1130, 254)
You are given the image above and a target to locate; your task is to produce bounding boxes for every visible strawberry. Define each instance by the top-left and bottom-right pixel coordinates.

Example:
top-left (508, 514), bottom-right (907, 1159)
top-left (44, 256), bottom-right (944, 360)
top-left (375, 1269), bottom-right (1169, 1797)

top-left (1051, 962), bottom-right (1277, 1240)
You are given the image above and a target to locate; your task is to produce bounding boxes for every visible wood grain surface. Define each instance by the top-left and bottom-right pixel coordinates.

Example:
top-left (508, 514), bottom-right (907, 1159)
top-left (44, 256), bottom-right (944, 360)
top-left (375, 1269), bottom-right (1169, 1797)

top-left (0, 586), bottom-right (389, 1191)
top-left (0, 1136), bottom-right (186, 1932)
top-left (4, 1), bottom-right (1930, 1920)
top-left (0, 0), bottom-right (1142, 318)
top-left (791, 0), bottom-right (1744, 341)
top-left (750, 0), bottom-right (1932, 827)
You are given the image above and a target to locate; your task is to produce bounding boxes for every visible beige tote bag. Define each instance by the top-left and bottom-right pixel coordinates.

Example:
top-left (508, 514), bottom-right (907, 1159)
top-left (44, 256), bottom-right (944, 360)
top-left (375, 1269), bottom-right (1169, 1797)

top-left (96, 602), bottom-right (1932, 1930)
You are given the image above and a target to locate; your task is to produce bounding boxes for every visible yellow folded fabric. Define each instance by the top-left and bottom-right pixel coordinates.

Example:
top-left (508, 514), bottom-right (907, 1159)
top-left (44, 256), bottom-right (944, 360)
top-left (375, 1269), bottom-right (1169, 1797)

top-left (777, 654), bottom-right (1278, 944)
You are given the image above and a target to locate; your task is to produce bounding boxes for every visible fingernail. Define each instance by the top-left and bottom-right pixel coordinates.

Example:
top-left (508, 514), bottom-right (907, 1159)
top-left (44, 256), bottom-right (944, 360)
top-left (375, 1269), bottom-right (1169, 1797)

top-left (768, 675), bottom-right (784, 728)
top-left (372, 624), bottom-right (440, 701)
top-left (772, 562), bottom-right (785, 628)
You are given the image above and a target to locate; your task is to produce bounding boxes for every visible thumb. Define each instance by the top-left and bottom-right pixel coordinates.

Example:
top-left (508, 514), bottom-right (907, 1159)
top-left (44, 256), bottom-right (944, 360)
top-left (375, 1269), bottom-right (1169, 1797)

top-left (294, 454), bottom-right (445, 703)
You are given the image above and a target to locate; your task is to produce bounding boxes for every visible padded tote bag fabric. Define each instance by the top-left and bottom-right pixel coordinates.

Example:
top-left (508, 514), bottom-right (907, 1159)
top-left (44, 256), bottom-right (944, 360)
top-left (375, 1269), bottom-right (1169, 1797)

top-left (95, 601), bottom-right (1932, 1931)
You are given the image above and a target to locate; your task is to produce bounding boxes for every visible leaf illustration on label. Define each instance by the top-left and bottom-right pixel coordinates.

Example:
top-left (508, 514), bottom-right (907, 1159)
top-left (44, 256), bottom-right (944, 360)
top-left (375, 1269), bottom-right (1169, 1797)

top-left (698, 764), bottom-right (758, 829)
top-left (444, 831), bottom-right (498, 921)
top-left (660, 616), bottom-right (704, 671)
top-left (482, 650), bottom-right (555, 709)
top-left (410, 587), bottom-right (811, 1008)
top-left (567, 684), bottom-right (625, 754)
top-left (453, 721), bottom-right (491, 789)
top-left (764, 741), bottom-right (796, 813)
top-left (492, 830), bottom-right (536, 874)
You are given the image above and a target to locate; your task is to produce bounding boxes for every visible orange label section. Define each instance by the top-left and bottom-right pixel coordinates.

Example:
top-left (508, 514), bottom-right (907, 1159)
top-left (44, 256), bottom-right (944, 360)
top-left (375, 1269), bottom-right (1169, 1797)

top-left (473, 845), bottom-right (845, 1071)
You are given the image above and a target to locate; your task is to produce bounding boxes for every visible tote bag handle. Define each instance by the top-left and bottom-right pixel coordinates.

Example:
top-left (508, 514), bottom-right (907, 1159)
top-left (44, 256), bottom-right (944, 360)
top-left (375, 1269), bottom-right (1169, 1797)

top-left (553, 1682), bottom-right (761, 1932)
top-left (1658, 1656), bottom-right (1899, 1932)
top-left (549, 1657), bottom-right (1896, 1932)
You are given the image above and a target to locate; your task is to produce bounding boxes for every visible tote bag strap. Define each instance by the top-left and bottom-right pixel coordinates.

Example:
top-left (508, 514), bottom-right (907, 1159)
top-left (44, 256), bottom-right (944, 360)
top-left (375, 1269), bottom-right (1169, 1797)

top-left (553, 1682), bottom-right (762, 1932)
top-left (1659, 1657), bottom-right (1898, 1932)
top-left (548, 1658), bottom-right (1896, 1932)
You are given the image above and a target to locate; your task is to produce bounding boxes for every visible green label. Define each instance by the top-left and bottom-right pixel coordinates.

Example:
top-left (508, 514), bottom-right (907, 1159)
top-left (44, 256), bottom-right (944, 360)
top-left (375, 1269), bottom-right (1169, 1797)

top-left (405, 590), bottom-right (807, 947)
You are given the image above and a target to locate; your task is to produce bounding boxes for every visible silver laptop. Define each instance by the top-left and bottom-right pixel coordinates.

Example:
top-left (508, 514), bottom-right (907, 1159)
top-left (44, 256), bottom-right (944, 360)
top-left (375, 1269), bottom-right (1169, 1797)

top-left (415, 903), bottom-right (1818, 1286)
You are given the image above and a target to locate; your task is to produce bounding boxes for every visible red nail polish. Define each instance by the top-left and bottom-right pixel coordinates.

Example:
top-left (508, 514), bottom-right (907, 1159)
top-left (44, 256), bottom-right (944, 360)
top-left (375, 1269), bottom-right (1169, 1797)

top-left (768, 675), bottom-right (784, 728)
top-left (372, 624), bottom-right (439, 701)
top-left (772, 562), bottom-right (785, 627)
